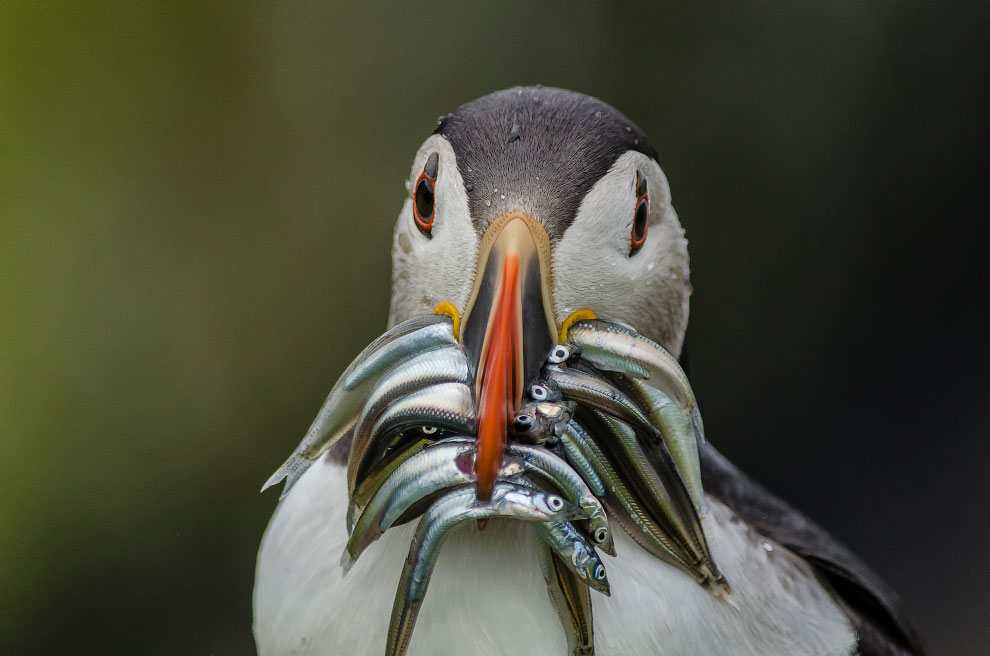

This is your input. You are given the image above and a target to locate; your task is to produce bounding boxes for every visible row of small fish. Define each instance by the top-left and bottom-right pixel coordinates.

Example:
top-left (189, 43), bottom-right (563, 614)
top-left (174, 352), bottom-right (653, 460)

top-left (262, 312), bottom-right (725, 656)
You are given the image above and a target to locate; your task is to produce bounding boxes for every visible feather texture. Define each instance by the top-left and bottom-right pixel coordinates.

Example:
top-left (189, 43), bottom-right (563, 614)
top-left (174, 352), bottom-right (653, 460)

top-left (254, 460), bottom-right (855, 655)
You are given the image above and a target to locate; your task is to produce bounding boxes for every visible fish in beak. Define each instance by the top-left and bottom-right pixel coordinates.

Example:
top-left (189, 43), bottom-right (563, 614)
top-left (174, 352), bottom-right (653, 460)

top-left (460, 212), bottom-right (557, 501)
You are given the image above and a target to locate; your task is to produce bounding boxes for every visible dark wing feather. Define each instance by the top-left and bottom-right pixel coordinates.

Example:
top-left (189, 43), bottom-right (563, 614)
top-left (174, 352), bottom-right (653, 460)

top-left (698, 441), bottom-right (925, 656)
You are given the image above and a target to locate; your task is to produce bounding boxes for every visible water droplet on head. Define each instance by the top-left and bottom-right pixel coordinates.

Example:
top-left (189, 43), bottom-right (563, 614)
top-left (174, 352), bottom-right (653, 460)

top-left (634, 138), bottom-right (639, 145)
top-left (500, 194), bottom-right (505, 199)
top-left (485, 199), bottom-right (491, 207)
top-left (625, 126), bottom-right (632, 133)
top-left (595, 111), bottom-right (602, 118)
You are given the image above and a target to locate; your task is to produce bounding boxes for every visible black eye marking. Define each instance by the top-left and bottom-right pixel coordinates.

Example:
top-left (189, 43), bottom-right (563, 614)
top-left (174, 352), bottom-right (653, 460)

top-left (414, 153), bottom-right (439, 236)
top-left (424, 151), bottom-right (438, 179)
top-left (630, 169), bottom-right (649, 253)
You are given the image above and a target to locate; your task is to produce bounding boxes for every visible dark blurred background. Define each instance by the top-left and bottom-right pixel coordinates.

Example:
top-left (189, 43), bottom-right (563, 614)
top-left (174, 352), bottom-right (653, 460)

top-left (1, 2), bottom-right (987, 654)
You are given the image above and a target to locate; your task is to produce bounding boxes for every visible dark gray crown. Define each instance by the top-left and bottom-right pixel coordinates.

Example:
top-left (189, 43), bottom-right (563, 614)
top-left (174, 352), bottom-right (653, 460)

top-left (435, 86), bottom-right (658, 240)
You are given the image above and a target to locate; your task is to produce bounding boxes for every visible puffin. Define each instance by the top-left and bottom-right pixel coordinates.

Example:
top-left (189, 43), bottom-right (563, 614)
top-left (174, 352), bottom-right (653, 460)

top-left (254, 86), bottom-right (922, 656)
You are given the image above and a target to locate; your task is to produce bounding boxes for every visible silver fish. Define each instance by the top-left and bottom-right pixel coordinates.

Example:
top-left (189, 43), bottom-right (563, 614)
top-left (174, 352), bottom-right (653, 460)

top-left (615, 374), bottom-right (706, 514)
top-left (262, 314), bottom-right (455, 498)
top-left (349, 437), bottom-right (431, 515)
top-left (560, 421), bottom-right (700, 581)
top-left (385, 482), bottom-right (584, 656)
top-left (536, 538), bottom-right (595, 656)
top-left (544, 363), bottom-right (652, 432)
top-left (586, 408), bottom-right (722, 586)
top-left (507, 443), bottom-right (613, 556)
top-left (344, 317), bottom-right (458, 390)
top-left (345, 347), bottom-right (470, 494)
top-left (347, 436), bottom-right (613, 566)
top-left (347, 382), bottom-right (475, 495)
top-left (557, 428), bottom-right (606, 498)
top-left (544, 364), bottom-right (710, 572)
top-left (512, 400), bottom-right (574, 445)
top-left (566, 318), bottom-right (705, 444)
top-left (344, 442), bottom-right (519, 569)
top-left (535, 520), bottom-right (610, 595)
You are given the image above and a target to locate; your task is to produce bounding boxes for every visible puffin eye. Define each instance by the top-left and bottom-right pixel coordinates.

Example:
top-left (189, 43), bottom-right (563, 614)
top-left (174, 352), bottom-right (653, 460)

top-left (413, 152), bottom-right (439, 236)
top-left (630, 170), bottom-right (649, 253)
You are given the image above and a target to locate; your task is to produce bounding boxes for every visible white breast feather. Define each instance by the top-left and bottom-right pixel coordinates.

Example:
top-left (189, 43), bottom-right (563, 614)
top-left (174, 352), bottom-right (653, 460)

top-left (254, 461), bottom-right (855, 655)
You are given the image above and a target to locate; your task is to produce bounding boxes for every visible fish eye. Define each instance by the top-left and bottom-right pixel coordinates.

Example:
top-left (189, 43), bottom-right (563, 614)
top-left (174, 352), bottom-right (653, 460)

top-left (594, 527), bottom-right (608, 543)
top-left (547, 344), bottom-right (571, 364)
top-left (630, 170), bottom-right (649, 253)
top-left (594, 564), bottom-right (606, 580)
top-left (421, 425), bottom-right (437, 435)
top-left (530, 383), bottom-right (549, 401)
top-left (413, 152), bottom-right (439, 236)
top-left (547, 495), bottom-right (564, 511)
top-left (513, 414), bottom-right (534, 432)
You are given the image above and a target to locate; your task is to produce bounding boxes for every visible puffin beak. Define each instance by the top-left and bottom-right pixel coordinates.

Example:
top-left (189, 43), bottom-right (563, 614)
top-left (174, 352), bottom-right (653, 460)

top-left (461, 212), bottom-right (557, 500)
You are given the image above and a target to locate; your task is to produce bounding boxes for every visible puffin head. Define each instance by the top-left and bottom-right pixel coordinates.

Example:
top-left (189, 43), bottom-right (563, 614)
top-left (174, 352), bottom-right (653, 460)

top-left (388, 87), bottom-right (691, 498)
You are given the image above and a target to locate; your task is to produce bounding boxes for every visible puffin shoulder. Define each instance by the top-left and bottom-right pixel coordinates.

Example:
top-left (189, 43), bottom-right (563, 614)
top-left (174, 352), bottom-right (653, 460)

top-left (698, 441), bottom-right (925, 656)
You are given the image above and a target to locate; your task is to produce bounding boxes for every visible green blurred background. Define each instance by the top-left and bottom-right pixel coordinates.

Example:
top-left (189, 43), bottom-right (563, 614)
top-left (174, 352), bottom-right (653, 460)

top-left (2, 2), bottom-right (987, 654)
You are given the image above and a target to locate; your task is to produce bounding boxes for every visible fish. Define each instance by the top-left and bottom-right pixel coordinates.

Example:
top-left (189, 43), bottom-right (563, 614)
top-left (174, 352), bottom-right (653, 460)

top-left (566, 318), bottom-right (705, 444)
top-left (345, 347), bottom-right (470, 493)
top-left (534, 520), bottom-right (610, 595)
top-left (507, 443), bottom-right (614, 556)
top-left (344, 441), bottom-right (521, 569)
top-left (262, 314), bottom-right (455, 498)
top-left (557, 428), bottom-right (607, 498)
top-left (512, 400), bottom-right (574, 446)
top-left (613, 374), bottom-right (706, 514)
top-left (559, 420), bottom-right (702, 582)
top-left (385, 482), bottom-right (585, 656)
top-left (347, 382), bottom-right (476, 496)
top-left (544, 363), bottom-right (715, 572)
top-left (343, 317), bottom-right (458, 391)
top-left (582, 407), bottom-right (723, 588)
top-left (543, 363), bottom-right (653, 433)
top-left (536, 538), bottom-right (595, 656)
top-left (346, 436), bottom-right (613, 566)
top-left (348, 438), bottom-right (431, 522)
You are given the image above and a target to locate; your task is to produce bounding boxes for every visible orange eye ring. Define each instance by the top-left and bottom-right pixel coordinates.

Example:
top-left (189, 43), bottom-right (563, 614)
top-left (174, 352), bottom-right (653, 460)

top-left (630, 170), bottom-right (649, 252)
top-left (413, 152), bottom-right (439, 236)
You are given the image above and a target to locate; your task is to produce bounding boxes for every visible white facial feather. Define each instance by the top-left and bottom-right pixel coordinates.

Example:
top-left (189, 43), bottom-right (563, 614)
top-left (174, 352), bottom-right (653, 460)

top-left (553, 151), bottom-right (691, 358)
top-left (388, 135), bottom-right (479, 328)
top-left (389, 142), bottom-right (691, 357)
